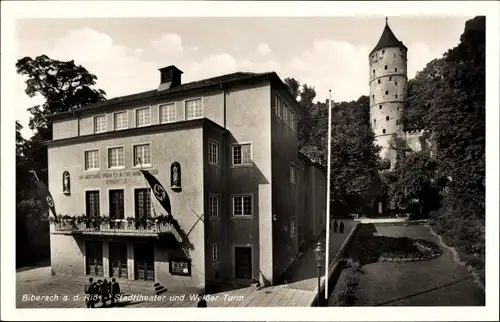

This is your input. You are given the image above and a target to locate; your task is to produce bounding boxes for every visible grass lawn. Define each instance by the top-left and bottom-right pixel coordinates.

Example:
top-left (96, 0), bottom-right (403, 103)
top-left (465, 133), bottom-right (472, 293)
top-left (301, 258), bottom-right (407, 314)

top-left (330, 223), bottom-right (485, 306)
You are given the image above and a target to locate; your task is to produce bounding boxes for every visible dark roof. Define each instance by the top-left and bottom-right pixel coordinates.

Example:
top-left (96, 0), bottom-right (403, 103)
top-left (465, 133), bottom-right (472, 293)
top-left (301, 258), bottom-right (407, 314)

top-left (370, 20), bottom-right (407, 55)
top-left (50, 71), bottom-right (287, 120)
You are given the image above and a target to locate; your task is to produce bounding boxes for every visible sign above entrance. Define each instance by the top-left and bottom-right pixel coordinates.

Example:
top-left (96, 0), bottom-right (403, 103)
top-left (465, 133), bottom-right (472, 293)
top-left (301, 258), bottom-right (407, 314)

top-left (79, 169), bottom-right (159, 185)
top-left (169, 258), bottom-right (191, 276)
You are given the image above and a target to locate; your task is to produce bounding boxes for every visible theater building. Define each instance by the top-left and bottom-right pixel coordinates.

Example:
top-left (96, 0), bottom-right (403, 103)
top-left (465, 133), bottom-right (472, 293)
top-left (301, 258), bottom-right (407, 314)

top-left (46, 66), bottom-right (327, 292)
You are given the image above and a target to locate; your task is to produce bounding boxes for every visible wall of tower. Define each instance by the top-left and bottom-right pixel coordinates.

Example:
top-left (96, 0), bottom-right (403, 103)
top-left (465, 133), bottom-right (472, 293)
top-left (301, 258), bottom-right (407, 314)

top-left (369, 46), bottom-right (408, 161)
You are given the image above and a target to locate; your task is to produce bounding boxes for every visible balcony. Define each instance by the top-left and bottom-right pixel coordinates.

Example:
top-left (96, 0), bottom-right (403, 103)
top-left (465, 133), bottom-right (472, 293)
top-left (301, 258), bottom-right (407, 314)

top-left (53, 218), bottom-right (178, 238)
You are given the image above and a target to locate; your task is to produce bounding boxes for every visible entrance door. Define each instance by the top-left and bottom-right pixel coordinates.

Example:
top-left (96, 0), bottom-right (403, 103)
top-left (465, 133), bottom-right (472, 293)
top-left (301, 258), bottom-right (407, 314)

top-left (134, 243), bottom-right (154, 281)
top-left (234, 246), bottom-right (252, 279)
top-left (109, 242), bottom-right (128, 279)
top-left (85, 241), bottom-right (103, 276)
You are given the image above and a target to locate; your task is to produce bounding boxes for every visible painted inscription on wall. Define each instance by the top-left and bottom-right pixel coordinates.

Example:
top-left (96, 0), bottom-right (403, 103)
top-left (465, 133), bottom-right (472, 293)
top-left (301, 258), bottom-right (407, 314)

top-left (79, 169), bottom-right (159, 185)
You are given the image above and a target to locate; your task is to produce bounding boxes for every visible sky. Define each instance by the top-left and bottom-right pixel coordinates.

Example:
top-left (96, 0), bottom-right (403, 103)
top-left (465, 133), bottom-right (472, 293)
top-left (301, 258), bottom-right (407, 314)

top-left (15, 16), bottom-right (472, 138)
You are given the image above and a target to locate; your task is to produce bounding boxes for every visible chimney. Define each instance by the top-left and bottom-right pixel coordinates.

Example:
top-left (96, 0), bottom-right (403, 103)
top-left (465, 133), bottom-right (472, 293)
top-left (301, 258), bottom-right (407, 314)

top-left (158, 65), bottom-right (183, 91)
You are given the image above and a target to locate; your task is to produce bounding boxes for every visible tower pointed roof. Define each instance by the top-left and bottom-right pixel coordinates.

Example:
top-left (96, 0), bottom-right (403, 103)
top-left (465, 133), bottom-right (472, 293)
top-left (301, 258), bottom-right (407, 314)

top-left (370, 18), bottom-right (407, 55)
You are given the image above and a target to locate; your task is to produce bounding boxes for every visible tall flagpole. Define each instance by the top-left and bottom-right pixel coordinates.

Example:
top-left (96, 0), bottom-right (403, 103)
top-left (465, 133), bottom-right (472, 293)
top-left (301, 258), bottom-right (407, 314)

top-left (324, 90), bottom-right (333, 301)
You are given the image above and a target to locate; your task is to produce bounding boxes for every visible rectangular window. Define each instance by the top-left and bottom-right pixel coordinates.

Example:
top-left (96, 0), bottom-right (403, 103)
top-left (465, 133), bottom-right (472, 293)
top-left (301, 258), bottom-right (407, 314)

top-left (136, 107), bottom-right (151, 127)
top-left (290, 163), bottom-right (296, 184)
top-left (85, 150), bottom-right (100, 170)
top-left (208, 140), bottom-right (219, 165)
top-left (290, 109), bottom-right (296, 130)
top-left (275, 95), bottom-right (282, 118)
top-left (232, 143), bottom-right (252, 166)
top-left (85, 190), bottom-right (100, 217)
top-left (232, 195), bottom-right (252, 216)
top-left (113, 112), bottom-right (128, 130)
top-left (134, 188), bottom-right (151, 218)
top-left (108, 147), bottom-right (124, 168)
top-left (109, 189), bottom-right (124, 219)
top-left (185, 98), bottom-right (203, 120)
top-left (283, 104), bottom-right (289, 125)
top-left (212, 243), bottom-right (219, 262)
top-left (290, 218), bottom-right (296, 237)
top-left (133, 144), bottom-right (151, 166)
top-left (209, 195), bottom-right (220, 217)
top-left (160, 103), bottom-right (176, 123)
top-left (94, 115), bottom-right (107, 133)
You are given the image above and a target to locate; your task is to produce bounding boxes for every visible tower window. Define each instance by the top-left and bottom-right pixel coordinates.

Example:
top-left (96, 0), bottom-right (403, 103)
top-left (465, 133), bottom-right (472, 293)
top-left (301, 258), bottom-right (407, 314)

top-left (382, 50), bottom-right (385, 54)
top-left (377, 79), bottom-right (381, 84)
top-left (373, 69), bottom-right (375, 75)
top-left (384, 65), bottom-right (388, 70)
top-left (397, 107), bottom-right (399, 111)
top-left (372, 95), bottom-right (374, 99)
top-left (373, 119), bottom-right (377, 128)
top-left (382, 129), bottom-right (386, 134)
top-left (379, 105), bottom-right (382, 109)
top-left (389, 77), bottom-right (392, 81)
top-left (395, 81), bottom-right (398, 86)
top-left (395, 68), bottom-right (398, 72)
top-left (395, 94), bottom-right (398, 98)
top-left (385, 91), bottom-right (388, 95)
top-left (386, 116), bottom-right (389, 121)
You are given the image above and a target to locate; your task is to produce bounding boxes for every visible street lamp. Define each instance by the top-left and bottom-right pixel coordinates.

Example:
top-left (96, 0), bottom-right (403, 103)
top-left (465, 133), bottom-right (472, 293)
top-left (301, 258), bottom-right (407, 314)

top-left (314, 241), bottom-right (323, 306)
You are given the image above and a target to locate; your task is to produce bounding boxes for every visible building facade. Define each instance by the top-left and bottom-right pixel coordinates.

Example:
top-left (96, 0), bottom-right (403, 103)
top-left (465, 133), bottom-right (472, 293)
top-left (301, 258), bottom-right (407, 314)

top-left (369, 19), bottom-right (408, 169)
top-left (46, 66), bottom-right (326, 292)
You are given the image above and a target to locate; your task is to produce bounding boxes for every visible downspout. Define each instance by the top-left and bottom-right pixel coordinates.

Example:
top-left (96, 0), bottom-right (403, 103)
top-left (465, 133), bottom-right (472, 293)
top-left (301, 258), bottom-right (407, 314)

top-left (220, 83), bottom-right (229, 280)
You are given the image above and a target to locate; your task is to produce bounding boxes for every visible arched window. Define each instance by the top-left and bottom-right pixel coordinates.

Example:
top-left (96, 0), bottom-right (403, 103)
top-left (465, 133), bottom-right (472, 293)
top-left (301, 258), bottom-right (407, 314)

top-left (395, 81), bottom-right (398, 86)
top-left (386, 116), bottom-right (389, 121)
top-left (395, 94), bottom-right (398, 98)
top-left (377, 79), bottom-right (381, 84)
top-left (389, 77), bottom-right (392, 81)
top-left (384, 65), bottom-right (388, 70)
top-left (395, 68), bottom-right (398, 72)
top-left (379, 105), bottom-right (382, 109)
top-left (385, 91), bottom-right (388, 95)
top-left (171, 162), bottom-right (181, 189)
top-left (373, 119), bottom-right (377, 128)
top-left (382, 129), bottom-right (386, 134)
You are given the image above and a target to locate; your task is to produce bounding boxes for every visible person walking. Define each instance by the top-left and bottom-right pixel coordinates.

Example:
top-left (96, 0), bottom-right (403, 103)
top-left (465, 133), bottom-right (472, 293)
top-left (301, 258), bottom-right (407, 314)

top-left (84, 277), bottom-right (95, 308)
top-left (339, 221), bottom-right (345, 233)
top-left (333, 219), bottom-right (338, 233)
top-left (110, 278), bottom-right (121, 307)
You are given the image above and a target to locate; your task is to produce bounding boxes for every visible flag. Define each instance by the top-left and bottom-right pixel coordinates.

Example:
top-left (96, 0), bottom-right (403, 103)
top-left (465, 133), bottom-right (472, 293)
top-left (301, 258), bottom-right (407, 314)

top-left (35, 180), bottom-right (58, 222)
top-left (139, 170), bottom-right (172, 216)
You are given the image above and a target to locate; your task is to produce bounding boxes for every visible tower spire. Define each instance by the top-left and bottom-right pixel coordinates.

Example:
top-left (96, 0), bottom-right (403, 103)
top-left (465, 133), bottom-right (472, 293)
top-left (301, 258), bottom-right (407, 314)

top-left (385, 16), bottom-right (388, 25)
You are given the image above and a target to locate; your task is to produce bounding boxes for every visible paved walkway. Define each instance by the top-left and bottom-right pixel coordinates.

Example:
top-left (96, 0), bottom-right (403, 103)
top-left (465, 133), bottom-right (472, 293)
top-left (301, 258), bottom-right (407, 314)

top-left (16, 220), bottom-right (356, 308)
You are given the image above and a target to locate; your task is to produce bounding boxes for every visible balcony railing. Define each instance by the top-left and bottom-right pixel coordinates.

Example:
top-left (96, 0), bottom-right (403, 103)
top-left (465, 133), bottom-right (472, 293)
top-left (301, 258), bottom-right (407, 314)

top-left (53, 218), bottom-right (175, 237)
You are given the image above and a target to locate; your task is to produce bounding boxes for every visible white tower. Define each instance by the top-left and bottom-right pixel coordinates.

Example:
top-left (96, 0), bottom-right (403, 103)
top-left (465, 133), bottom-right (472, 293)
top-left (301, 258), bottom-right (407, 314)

top-left (369, 18), bottom-right (408, 167)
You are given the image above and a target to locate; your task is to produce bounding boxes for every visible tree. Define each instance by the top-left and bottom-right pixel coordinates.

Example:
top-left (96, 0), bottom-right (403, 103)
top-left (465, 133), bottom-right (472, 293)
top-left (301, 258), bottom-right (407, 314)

top-left (16, 55), bottom-right (106, 182)
top-left (385, 138), bottom-right (440, 218)
top-left (403, 16), bottom-right (485, 283)
top-left (301, 96), bottom-right (381, 216)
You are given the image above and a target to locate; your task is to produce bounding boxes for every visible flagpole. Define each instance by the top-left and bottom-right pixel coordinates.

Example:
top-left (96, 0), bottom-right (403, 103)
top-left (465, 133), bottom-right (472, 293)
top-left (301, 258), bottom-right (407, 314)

top-left (29, 169), bottom-right (40, 182)
top-left (324, 90), bottom-right (333, 301)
